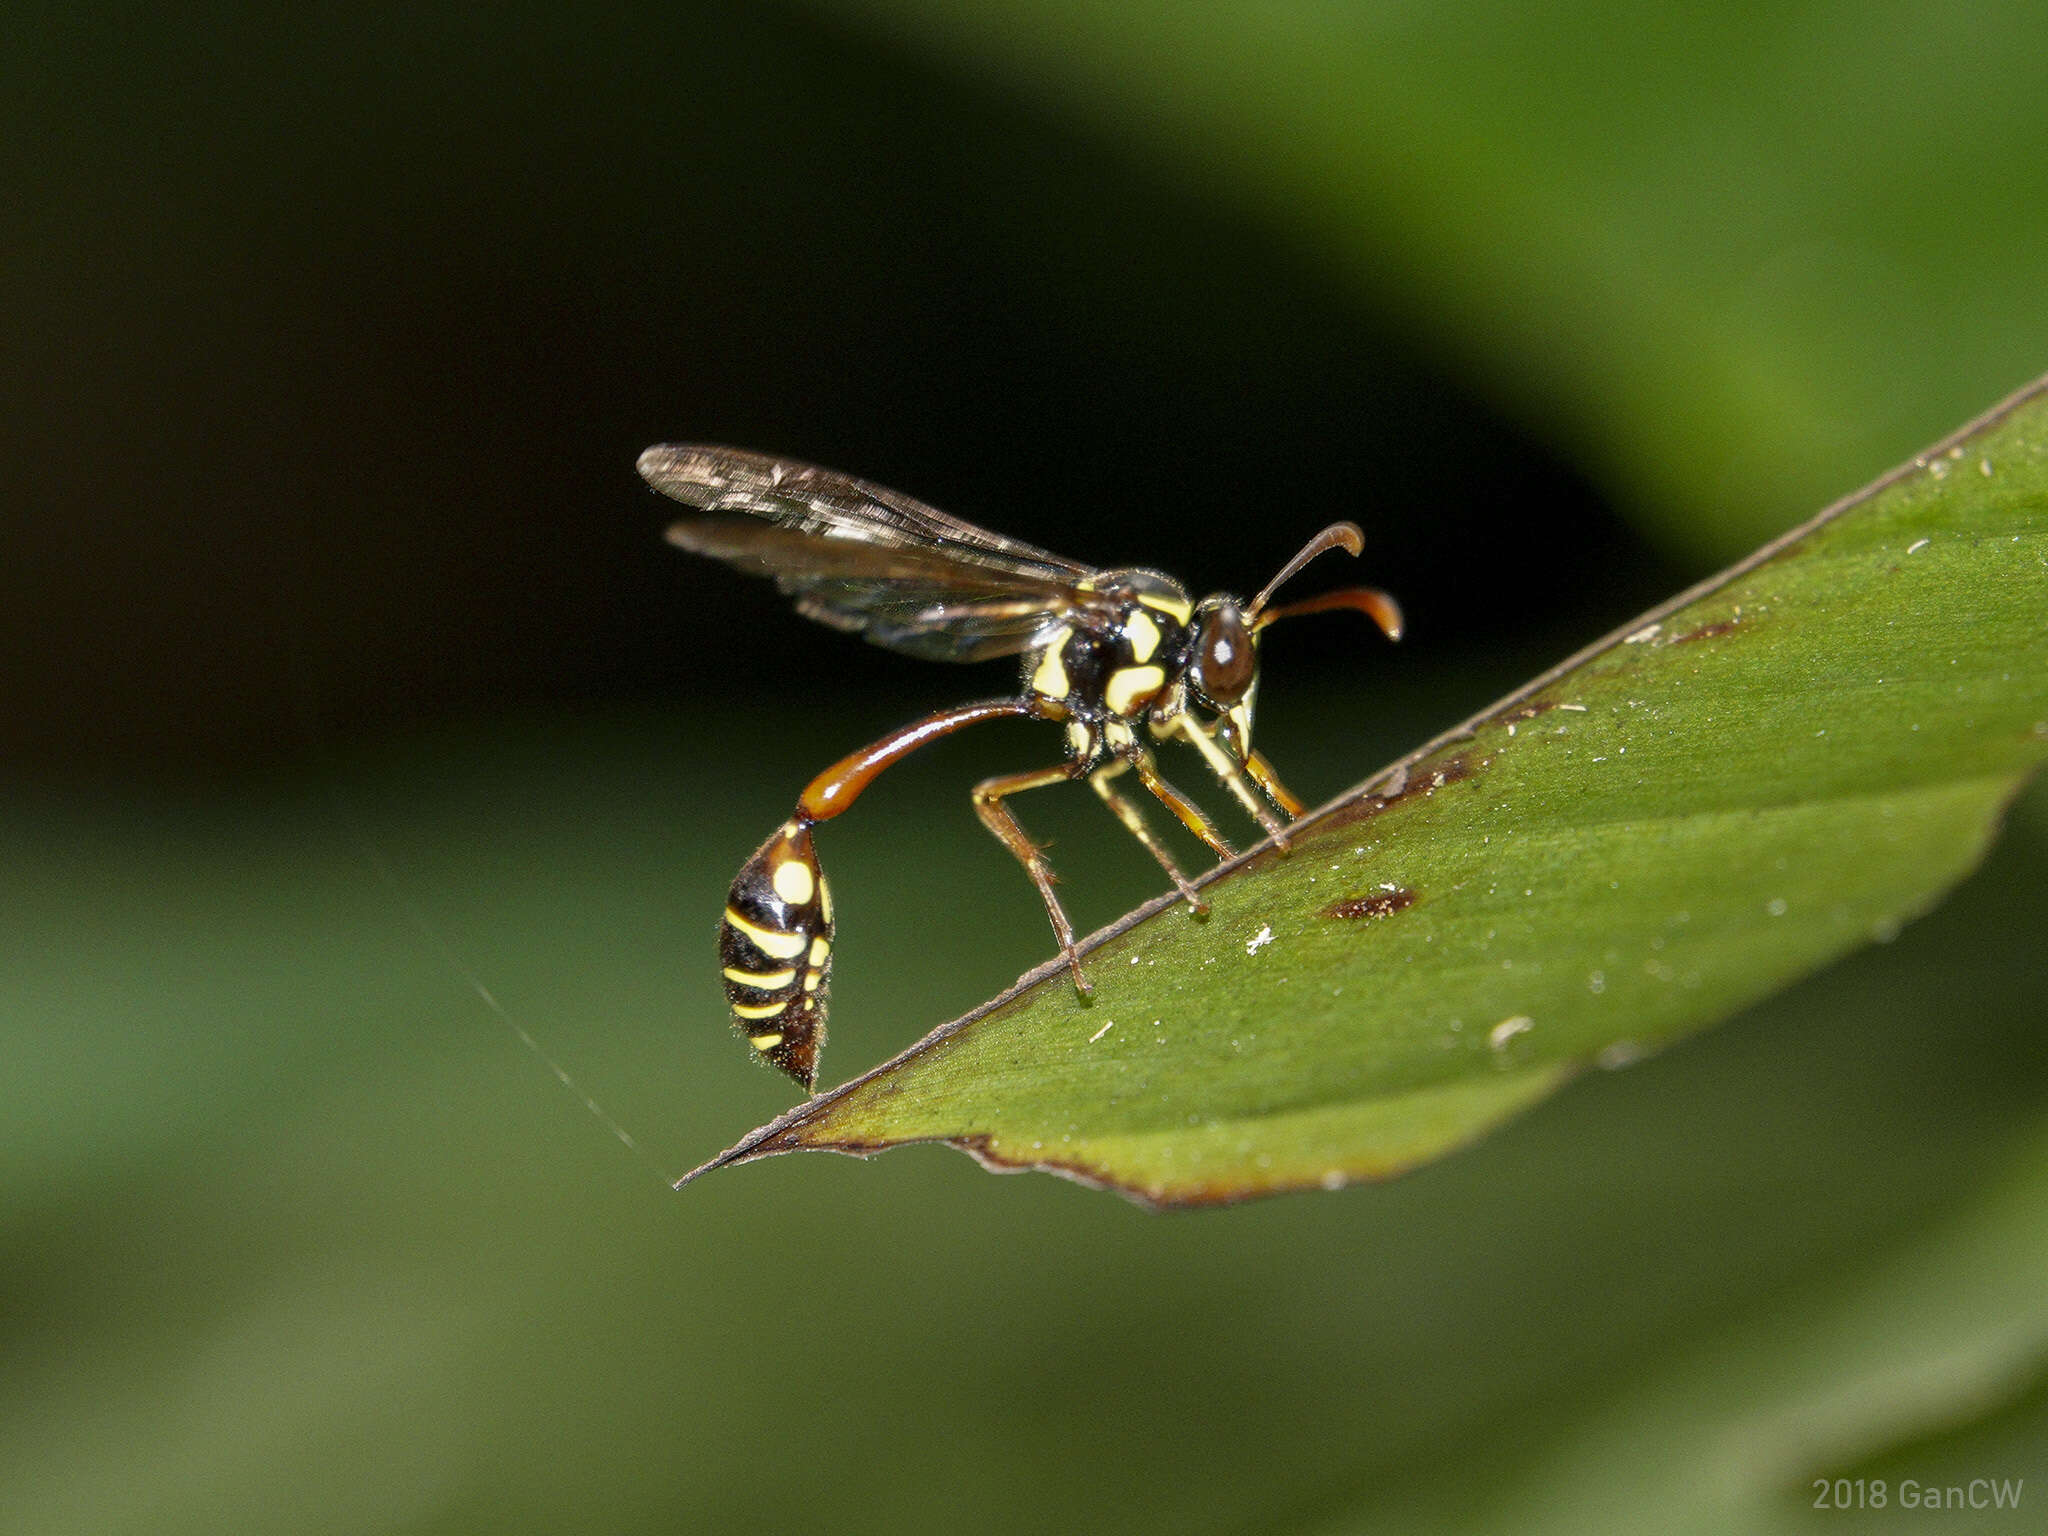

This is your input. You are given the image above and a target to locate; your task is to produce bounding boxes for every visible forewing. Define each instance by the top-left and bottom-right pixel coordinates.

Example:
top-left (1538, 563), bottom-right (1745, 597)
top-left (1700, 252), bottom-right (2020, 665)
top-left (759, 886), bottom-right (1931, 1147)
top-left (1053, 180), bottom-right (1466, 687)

top-left (643, 444), bottom-right (1095, 662)
top-left (663, 516), bottom-right (1081, 660)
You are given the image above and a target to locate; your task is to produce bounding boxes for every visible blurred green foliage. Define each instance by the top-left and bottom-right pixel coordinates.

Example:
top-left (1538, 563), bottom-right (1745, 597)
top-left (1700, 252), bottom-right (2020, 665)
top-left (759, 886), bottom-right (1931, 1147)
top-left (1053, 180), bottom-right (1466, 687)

top-left (5, 1), bottom-right (2046, 1532)
top-left (814, 0), bottom-right (2048, 559)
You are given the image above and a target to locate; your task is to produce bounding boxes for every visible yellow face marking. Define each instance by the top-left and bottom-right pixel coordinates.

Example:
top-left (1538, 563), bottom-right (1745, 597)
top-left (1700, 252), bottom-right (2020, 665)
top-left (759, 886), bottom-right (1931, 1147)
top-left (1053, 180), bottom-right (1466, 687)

top-left (1139, 592), bottom-right (1193, 624)
top-left (1105, 664), bottom-right (1167, 715)
top-left (809, 936), bottom-right (831, 967)
top-left (750, 1031), bottom-right (784, 1051)
top-left (1125, 608), bottom-right (1160, 664)
top-left (803, 971), bottom-right (822, 993)
top-left (1031, 629), bottom-right (1072, 700)
top-left (725, 908), bottom-right (807, 960)
top-left (732, 1000), bottom-right (787, 1021)
top-left (771, 856), bottom-right (815, 905)
top-left (722, 965), bottom-right (796, 989)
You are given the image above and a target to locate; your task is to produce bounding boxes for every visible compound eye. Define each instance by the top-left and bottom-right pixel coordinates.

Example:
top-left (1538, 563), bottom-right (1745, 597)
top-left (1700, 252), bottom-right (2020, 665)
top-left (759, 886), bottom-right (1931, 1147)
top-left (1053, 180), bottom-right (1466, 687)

top-left (1193, 603), bottom-right (1255, 706)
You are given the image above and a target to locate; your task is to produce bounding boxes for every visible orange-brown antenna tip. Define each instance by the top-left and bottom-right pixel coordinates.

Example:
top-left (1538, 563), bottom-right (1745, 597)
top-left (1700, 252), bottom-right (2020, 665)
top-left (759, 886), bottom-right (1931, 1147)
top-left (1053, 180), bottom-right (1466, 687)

top-left (1374, 592), bottom-right (1405, 641)
top-left (1252, 586), bottom-right (1404, 640)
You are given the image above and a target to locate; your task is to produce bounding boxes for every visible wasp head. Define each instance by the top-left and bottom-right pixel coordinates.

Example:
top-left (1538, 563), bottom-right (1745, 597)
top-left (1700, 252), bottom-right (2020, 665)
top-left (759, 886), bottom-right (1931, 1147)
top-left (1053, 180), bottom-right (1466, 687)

top-left (1188, 595), bottom-right (1259, 760)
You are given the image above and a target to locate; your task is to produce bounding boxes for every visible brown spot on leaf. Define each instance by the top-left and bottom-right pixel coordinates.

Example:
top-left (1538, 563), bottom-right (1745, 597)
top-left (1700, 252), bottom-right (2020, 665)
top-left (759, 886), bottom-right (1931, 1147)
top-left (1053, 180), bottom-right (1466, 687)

top-left (1320, 754), bottom-right (1473, 830)
top-left (1672, 617), bottom-right (1739, 644)
top-left (1323, 887), bottom-right (1416, 920)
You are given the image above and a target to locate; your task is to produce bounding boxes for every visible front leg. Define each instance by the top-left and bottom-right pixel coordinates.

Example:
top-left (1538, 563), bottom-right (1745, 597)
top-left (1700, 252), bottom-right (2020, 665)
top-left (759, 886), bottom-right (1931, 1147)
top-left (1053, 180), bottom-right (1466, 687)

top-left (1243, 749), bottom-right (1306, 818)
top-left (1175, 714), bottom-right (1293, 847)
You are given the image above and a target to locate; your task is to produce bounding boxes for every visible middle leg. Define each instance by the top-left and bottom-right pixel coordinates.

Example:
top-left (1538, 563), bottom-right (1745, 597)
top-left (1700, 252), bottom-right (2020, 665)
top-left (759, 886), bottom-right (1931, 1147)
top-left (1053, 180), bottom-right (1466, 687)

top-left (1088, 760), bottom-right (1209, 914)
top-left (972, 761), bottom-right (1093, 993)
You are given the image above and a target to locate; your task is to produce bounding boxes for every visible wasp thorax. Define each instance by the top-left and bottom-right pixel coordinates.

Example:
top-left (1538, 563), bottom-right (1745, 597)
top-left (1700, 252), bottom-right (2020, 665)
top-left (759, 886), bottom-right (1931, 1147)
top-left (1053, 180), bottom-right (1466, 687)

top-left (1189, 597), bottom-right (1256, 709)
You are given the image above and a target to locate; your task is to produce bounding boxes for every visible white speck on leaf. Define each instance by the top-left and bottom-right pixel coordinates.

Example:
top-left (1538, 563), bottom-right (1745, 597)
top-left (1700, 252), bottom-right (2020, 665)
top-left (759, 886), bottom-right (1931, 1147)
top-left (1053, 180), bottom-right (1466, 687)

top-left (1245, 924), bottom-right (1275, 955)
top-left (1088, 1018), bottom-right (1115, 1043)
top-left (1489, 1015), bottom-right (1534, 1050)
top-left (1906, 538), bottom-right (1930, 555)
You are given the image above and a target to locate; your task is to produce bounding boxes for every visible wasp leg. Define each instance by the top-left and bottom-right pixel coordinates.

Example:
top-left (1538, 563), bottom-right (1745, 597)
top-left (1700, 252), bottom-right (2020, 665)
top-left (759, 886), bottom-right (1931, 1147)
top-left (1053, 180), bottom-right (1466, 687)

top-left (1244, 749), bottom-right (1305, 817)
top-left (972, 761), bottom-right (1093, 994)
top-left (1174, 714), bottom-right (1293, 848)
top-left (1124, 750), bottom-right (1235, 867)
top-left (1089, 760), bottom-right (1209, 914)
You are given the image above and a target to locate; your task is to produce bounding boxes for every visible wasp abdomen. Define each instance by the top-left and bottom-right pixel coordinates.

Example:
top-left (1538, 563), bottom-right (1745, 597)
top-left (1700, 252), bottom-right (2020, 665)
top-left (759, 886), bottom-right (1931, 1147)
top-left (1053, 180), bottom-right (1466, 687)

top-left (718, 818), bottom-right (834, 1090)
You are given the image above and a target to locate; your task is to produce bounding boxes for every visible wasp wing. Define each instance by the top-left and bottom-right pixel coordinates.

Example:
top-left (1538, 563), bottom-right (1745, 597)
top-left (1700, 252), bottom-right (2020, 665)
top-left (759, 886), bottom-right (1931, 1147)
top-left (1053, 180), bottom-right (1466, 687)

top-left (641, 444), bottom-right (1096, 662)
top-left (662, 516), bottom-right (1085, 661)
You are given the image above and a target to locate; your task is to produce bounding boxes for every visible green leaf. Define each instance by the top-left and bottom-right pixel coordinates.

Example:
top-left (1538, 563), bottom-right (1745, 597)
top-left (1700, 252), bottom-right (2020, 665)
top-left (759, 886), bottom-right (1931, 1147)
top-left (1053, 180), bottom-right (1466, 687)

top-left (685, 374), bottom-right (2048, 1207)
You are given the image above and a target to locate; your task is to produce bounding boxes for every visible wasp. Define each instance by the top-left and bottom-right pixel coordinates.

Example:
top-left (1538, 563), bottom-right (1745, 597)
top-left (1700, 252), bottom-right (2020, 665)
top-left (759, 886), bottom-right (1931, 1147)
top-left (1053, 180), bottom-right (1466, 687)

top-left (641, 445), bottom-right (1402, 1091)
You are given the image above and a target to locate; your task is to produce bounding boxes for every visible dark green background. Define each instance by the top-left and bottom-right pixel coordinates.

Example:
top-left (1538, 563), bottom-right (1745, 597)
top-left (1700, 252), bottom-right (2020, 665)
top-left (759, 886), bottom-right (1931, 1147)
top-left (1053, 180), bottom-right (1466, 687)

top-left (6, 3), bottom-right (2045, 1531)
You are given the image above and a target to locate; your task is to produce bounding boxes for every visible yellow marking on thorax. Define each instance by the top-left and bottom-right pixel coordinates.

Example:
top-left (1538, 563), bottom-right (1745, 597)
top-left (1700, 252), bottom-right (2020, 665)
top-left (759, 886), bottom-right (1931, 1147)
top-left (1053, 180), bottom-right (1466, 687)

top-left (723, 965), bottom-right (796, 989)
top-left (771, 856), bottom-right (815, 905)
top-left (732, 1000), bottom-right (788, 1021)
top-left (1065, 719), bottom-right (1093, 757)
top-left (803, 971), bottom-right (822, 992)
top-left (1140, 592), bottom-right (1193, 624)
top-left (1125, 608), bottom-right (1160, 663)
top-left (749, 1031), bottom-right (784, 1051)
top-left (725, 908), bottom-right (808, 960)
top-left (1105, 664), bottom-right (1166, 715)
top-left (818, 876), bottom-right (833, 924)
top-left (1031, 629), bottom-right (1072, 699)
top-left (809, 936), bottom-right (831, 967)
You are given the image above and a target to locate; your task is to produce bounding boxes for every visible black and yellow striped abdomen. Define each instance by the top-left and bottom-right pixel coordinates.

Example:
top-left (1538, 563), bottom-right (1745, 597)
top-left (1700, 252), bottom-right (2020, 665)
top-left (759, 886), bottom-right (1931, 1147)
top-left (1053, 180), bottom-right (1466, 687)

top-left (718, 818), bottom-right (833, 1089)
